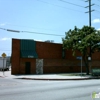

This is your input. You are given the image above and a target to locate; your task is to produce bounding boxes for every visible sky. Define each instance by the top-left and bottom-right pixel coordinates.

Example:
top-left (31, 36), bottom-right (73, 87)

top-left (0, 0), bottom-right (100, 56)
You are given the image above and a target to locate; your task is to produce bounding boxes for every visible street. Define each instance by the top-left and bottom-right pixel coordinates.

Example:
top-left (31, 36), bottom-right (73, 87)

top-left (0, 78), bottom-right (100, 100)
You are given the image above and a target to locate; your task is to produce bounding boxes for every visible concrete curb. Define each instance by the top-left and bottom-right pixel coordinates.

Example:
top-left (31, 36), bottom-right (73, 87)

top-left (0, 76), bottom-right (7, 78)
top-left (0, 76), bottom-right (8, 78)
top-left (0, 76), bottom-right (4, 78)
top-left (16, 77), bottom-right (100, 81)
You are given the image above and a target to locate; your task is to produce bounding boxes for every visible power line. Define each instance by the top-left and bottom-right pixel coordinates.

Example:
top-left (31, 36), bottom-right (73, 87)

top-left (92, 15), bottom-right (100, 18)
top-left (37, 0), bottom-right (84, 13)
top-left (0, 50), bottom-right (11, 51)
top-left (95, 4), bottom-right (100, 8)
top-left (2, 23), bottom-right (65, 33)
top-left (22, 31), bottom-right (64, 36)
top-left (0, 27), bottom-right (64, 37)
top-left (95, 10), bottom-right (100, 13)
top-left (92, 4), bottom-right (100, 15)
top-left (59, 0), bottom-right (84, 8)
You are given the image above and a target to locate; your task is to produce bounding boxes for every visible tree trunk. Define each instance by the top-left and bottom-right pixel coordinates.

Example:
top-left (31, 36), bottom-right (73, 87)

top-left (83, 55), bottom-right (89, 75)
top-left (85, 63), bottom-right (89, 75)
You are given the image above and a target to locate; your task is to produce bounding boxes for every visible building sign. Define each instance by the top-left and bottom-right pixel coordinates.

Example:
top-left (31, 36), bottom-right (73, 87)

top-left (76, 56), bottom-right (82, 60)
top-left (28, 55), bottom-right (34, 58)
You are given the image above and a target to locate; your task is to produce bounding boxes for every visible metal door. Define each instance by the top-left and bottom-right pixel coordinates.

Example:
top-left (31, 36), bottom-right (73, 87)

top-left (25, 62), bottom-right (31, 74)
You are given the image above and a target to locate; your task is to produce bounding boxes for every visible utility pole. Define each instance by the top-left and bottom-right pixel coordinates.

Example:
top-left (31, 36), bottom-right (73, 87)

top-left (89, 0), bottom-right (91, 27)
top-left (85, 0), bottom-right (95, 27)
top-left (85, 0), bottom-right (94, 74)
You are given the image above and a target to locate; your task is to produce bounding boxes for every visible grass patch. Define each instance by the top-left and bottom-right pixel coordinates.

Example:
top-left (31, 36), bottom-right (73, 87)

top-left (59, 73), bottom-right (87, 76)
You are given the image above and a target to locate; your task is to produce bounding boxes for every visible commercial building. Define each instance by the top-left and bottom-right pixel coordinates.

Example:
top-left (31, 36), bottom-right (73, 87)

top-left (11, 38), bottom-right (100, 75)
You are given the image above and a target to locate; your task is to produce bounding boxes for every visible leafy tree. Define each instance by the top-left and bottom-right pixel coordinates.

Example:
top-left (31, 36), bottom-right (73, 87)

top-left (62, 26), bottom-right (100, 75)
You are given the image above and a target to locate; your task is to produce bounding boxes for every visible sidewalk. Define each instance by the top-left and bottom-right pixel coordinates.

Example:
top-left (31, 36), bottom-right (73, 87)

top-left (0, 70), bottom-right (100, 80)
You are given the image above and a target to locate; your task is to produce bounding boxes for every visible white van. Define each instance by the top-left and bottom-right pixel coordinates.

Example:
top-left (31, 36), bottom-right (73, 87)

top-left (0, 58), bottom-right (10, 71)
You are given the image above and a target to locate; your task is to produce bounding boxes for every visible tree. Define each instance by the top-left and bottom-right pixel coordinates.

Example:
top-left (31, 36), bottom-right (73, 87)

top-left (62, 26), bottom-right (100, 75)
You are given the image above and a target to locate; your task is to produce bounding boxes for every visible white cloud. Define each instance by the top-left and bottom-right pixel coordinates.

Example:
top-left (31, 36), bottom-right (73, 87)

top-left (92, 19), bottom-right (100, 23)
top-left (0, 37), bottom-right (11, 41)
top-left (0, 23), bottom-right (6, 26)
top-left (34, 39), bottom-right (43, 41)
top-left (0, 22), bottom-right (10, 26)
top-left (37, 40), bottom-right (43, 41)
top-left (97, 28), bottom-right (100, 31)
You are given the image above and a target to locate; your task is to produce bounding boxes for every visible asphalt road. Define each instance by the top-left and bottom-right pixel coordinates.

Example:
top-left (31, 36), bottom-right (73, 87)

top-left (0, 78), bottom-right (100, 100)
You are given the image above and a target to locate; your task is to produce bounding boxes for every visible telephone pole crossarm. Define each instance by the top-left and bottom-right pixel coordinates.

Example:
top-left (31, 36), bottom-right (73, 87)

top-left (85, 0), bottom-right (95, 26)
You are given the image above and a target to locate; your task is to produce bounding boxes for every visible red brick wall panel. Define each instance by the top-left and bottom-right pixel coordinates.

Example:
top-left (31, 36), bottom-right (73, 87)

top-left (65, 50), bottom-right (82, 60)
top-left (92, 52), bottom-right (100, 60)
top-left (20, 58), bottom-right (36, 74)
top-left (11, 39), bottom-right (20, 75)
top-left (43, 59), bottom-right (86, 74)
top-left (36, 41), bottom-right (62, 59)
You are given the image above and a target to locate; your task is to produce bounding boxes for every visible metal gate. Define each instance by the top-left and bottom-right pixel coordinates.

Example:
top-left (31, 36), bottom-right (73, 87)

top-left (36, 59), bottom-right (43, 74)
